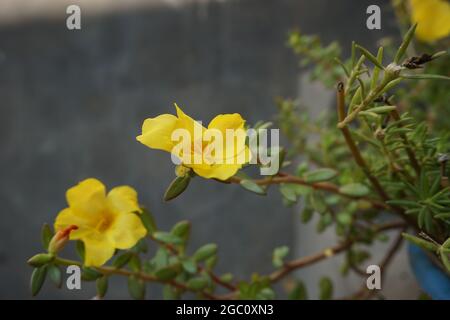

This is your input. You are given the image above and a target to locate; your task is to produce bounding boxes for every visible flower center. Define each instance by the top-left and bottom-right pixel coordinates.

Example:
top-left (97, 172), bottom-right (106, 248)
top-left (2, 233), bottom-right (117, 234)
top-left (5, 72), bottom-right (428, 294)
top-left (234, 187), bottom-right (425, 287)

top-left (95, 214), bottom-right (113, 232)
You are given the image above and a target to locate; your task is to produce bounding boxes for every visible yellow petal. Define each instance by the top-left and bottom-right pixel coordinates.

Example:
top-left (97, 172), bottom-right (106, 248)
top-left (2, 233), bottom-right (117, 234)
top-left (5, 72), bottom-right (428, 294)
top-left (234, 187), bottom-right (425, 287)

top-left (66, 178), bottom-right (107, 216)
top-left (108, 213), bottom-right (147, 249)
top-left (192, 162), bottom-right (242, 180)
top-left (107, 186), bottom-right (141, 214)
top-left (410, 0), bottom-right (450, 42)
top-left (82, 236), bottom-right (116, 267)
top-left (54, 208), bottom-right (95, 239)
top-left (136, 114), bottom-right (179, 153)
top-left (208, 113), bottom-right (245, 133)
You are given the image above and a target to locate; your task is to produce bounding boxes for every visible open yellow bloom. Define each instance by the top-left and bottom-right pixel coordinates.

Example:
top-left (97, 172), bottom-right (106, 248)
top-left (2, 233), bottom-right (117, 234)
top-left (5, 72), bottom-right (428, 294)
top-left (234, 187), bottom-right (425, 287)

top-left (54, 178), bottom-right (147, 267)
top-left (410, 0), bottom-right (450, 42)
top-left (137, 104), bottom-right (251, 181)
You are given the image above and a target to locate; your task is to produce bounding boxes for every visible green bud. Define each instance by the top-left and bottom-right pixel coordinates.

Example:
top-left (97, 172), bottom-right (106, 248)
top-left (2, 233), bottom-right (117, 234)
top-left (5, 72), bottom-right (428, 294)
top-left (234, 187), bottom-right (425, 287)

top-left (27, 253), bottom-right (54, 267)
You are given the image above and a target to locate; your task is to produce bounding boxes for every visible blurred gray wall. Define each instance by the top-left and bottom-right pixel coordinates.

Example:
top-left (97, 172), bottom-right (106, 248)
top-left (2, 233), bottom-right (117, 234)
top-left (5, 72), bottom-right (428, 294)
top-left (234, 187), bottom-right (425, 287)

top-left (0, 0), bottom-right (402, 299)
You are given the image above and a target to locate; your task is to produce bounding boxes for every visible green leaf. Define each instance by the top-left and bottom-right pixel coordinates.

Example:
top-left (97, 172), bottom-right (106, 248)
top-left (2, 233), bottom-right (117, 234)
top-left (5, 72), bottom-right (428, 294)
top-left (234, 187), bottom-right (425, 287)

top-left (153, 231), bottom-right (183, 245)
top-left (279, 184), bottom-right (298, 202)
top-left (288, 280), bottom-right (308, 300)
top-left (339, 183), bottom-right (370, 197)
top-left (27, 253), bottom-right (54, 267)
top-left (369, 105), bottom-right (397, 114)
top-left (81, 267), bottom-right (102, 281)
top-left (440, 248), bottom-right (450, 272)
top-left (164, 176), bottom-right (191, 201)
top-left (337, 212), bottom-right (352, 225)
top-left (301, 207), bottom-right (314, 223)
top-left (41, 224), bottom-right (53, 250)
top-left (140, 208), bottom-right (157, 234)
top-left (96, 276), bottom-right (108, 298)
top-left (394, 23), bottom-right (417, 63)
top-left (128, 276), bottom-right (145, 300)
top-left (187, 276), bottom-right (209, 291)
top-left (401, 74), bottom-right (450, 81)
top-left (163, 285), bottom-right (180, 300)
top-left (171, 220), bottom-right (191, 242)
top-left (402, 233), bottom-right (438, 252)
top-left (240, 180), bottom-right (266, 195)
top-left (220, 273), bottom-right (234, 283)
top-left (129, 255), bottom-right (141, 272)
top-left (355, 44), bottom-right (385, 70)
top-left (272, 246), bottom-right (289, 268)
top-left (154, 264), bottom-right (180, 281)
top-left (48, 264), bottom-right (62, 288)
top-left (194, 243), bottom-right (218, 262)
top-left (182, 259), bottom-right (197, 274)
top-left (386, 200), bottom-right (420, 208)
top-left (303, 168), bottom-right (337, 183)
top-left (113, 252), bottom-right (133, 269)
top-left (319, 277), bottom-right (333, 300)
top-left (76, 240), bottom-right (85, 262)
top-left (30, 265), bottom-right (47, 297)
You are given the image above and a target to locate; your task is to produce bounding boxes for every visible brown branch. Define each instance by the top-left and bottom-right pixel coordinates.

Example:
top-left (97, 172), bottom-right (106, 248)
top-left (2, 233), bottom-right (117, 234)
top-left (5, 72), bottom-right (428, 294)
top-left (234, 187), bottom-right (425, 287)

top-left (215, 221), bottom-right (406, 300)
top-left (228, 173), bottom-right (387, 210)
top-left (337, 82), bottom-right (389, 201)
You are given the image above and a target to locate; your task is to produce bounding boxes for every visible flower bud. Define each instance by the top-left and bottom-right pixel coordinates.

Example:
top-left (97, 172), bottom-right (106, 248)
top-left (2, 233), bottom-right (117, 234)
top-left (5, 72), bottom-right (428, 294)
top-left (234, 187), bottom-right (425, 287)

top-left (48, 225), bottom-right (78, 254)
top-left (27, 253), bottom-right (54, 267)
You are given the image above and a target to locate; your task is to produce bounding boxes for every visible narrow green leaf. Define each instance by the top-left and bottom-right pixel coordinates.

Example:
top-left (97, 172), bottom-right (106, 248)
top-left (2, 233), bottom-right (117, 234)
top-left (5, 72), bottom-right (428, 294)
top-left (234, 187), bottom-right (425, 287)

top-left (75, 240), bottom-right (85, 262)
top-left (369, 105), bottom-right (397, 114)
top-left (164, 176), bottom-right (191, 201)
top-left (41, 224), bottom-right (53, 250)
top-left (394, 23), bottom-right (417, 63)
top-left (356, 44), bottom-right (385, 70)
top-left (30, 265), bottom-right (47, 297)
top-left (240, 180), bottom-right (266, 195)
top-left (386, 200), bottom-right (420, 208)
top-left (402, 233), bottom-right (438, 252)
top-left (303, 168), bottom-right (337, 183)
top-left (401, 74), bottom-right (450, 81)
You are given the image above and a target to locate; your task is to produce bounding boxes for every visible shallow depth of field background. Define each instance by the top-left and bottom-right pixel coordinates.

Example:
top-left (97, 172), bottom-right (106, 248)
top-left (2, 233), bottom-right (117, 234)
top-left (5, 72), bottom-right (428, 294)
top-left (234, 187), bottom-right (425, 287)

top-left (0, 0), bottom-right (420, 299)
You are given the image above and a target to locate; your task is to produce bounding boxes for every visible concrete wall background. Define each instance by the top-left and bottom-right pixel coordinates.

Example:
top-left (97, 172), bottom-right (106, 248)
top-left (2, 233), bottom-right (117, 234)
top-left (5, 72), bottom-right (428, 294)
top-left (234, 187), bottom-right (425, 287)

top-left (0, 0), bottom-right (411, 299)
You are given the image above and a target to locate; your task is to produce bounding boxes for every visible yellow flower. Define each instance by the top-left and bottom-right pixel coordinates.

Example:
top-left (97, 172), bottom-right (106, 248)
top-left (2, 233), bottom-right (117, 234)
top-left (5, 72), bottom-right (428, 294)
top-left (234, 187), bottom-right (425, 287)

top-left (54, 178), bottom-right (147, 267)
top-left (137, 104), bottom-right (251, 181)
top-left (410, 0), bottom-right (450, 42)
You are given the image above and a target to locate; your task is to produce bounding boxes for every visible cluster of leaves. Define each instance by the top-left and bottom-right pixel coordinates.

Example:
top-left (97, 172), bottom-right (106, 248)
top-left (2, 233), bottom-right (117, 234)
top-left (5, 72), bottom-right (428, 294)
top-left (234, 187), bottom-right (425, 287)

top-left (276, 22), bottom-right (450, 296)
top-left (29, 209), bottom-right (230, 299)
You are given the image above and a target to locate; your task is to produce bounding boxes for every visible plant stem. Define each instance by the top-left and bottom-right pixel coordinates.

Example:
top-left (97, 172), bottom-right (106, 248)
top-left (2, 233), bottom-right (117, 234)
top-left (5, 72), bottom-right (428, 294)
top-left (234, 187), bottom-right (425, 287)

top-left (228, 173), bottom-right (387, 210)
top-left (53, 257), bottom-right (222, 300)
top-left (337, 82), bottom-right (389, 201)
